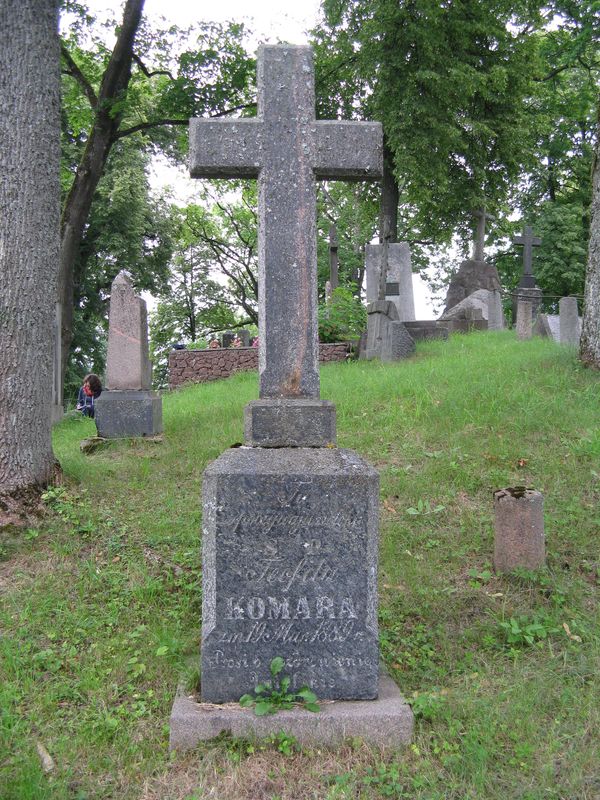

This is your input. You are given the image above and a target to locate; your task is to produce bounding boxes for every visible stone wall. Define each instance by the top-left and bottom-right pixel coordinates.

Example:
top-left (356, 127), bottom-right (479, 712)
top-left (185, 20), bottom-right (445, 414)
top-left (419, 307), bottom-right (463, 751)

top-left (168, 343), bottom-right (352, 389)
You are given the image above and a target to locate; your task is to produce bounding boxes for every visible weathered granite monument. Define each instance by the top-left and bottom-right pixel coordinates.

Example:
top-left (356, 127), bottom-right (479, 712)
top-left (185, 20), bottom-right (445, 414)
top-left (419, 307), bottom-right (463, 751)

top-left (170, 45), bottom-right (413, 748)
top-left (512, 225), bottom-right (542, 321)
top-left (443, 209), bottom-right (502, 314)
top-left (365, 241), bottom-right (415, 322)
top-left (95, 271), bottom-right (162, 438)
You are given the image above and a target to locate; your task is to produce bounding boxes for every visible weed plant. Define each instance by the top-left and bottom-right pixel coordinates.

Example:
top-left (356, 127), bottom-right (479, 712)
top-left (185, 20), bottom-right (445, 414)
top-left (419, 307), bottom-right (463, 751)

top-left (1, 332), bottom-right (598, 799)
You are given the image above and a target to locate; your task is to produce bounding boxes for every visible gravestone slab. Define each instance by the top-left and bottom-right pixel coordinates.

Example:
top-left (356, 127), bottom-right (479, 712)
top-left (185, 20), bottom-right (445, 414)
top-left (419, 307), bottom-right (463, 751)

top-left (534, 313), bottom-right (559, 341)
top-left (201, 447), bottom-right (379, 702)
top-left (365, 242), bottom-right (415, 321)
top-left (487, 289), bottom-right (505, 331)
top-left (440, 289), bottom-right (492, 323)
top-left (559, 297), bottom-right (581, 346)
top-left (95, 271), bottom-right (162, 438)
top-left (105, 271), bottom-right (152, 391)
top-left (494, 488), bottom-right (545, 572)
top-left (222, 331), bottom-right (236, 349)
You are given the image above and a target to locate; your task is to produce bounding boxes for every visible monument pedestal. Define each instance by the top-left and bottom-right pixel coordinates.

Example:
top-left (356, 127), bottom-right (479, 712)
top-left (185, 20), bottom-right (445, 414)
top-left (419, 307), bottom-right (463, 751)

top-left (170, 669), bottom-right (413, 750)
top-left (201, 446), bottom-right (379, 702)
top-left (95, 390), bottom-right (162, 438)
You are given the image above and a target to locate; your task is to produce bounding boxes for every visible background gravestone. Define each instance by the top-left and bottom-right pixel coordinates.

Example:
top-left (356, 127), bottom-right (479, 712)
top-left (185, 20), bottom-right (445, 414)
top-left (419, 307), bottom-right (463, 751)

top-left (559, 297), bottom-right (581, 346)
top-left (365, 242), bottom-right (415, 322)
top-left (95, 271), bottom-right (162, 438)
top-left (516, 300), bottom-right (533, 340)
top-left (170, 45), bottom-right (413, 748)
top-left (366, 300), bottom-right (415, 361)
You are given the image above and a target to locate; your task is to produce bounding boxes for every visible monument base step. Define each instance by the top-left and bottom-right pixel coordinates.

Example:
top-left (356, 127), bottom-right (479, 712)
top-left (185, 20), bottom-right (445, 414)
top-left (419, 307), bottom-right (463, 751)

top-left (169, 670), bottom-right (413, 750)
top-left (94, 390), bottom-right (163, 438)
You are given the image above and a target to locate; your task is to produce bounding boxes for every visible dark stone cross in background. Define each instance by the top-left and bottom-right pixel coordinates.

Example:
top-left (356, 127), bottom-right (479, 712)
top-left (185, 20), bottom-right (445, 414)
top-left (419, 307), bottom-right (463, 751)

top-left (513, 225), bottom-right (542, 288)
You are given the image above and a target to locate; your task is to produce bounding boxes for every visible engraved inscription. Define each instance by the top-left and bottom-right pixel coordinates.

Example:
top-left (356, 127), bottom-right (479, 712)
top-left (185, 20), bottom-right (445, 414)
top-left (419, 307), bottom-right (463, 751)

top-left (245, 555), bottom-right (338, 590)
top-left (226, 595), bottom-right (357, 620)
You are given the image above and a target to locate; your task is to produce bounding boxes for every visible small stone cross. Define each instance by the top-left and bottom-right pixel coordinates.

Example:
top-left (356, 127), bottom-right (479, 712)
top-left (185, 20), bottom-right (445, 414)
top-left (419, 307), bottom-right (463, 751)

top-left (190, 45), bottom-right (382, 399)
top-left (513, 225), bottom-right (542, 278)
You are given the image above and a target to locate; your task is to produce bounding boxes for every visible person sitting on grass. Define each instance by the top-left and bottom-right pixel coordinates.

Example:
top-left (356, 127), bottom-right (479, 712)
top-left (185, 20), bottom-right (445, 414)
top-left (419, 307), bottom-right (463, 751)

top-left (76, 373), bottom-right (102, 419)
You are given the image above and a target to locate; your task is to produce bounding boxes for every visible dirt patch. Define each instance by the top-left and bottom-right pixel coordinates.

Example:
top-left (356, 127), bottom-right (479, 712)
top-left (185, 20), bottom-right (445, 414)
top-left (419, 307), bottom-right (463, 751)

top-left (0, 552), bottom-right (66, 595)
top-left (141, 741), bottom-right (386, 800)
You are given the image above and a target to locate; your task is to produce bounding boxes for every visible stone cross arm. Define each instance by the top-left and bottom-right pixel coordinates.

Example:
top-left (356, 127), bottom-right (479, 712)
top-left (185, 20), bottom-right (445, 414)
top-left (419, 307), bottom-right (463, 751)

top-left (189, 118), bottom-right (382, 181)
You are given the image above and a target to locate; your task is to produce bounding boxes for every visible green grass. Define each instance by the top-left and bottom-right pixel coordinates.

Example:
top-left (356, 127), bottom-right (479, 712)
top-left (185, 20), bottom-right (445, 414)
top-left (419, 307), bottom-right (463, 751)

top-left (1, 331), bottom-right (599, 799)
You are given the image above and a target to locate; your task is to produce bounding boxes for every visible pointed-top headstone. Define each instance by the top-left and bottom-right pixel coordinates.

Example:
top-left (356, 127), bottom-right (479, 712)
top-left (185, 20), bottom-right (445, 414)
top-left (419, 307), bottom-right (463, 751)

top-left (105, 270), bottom-right (152, 391)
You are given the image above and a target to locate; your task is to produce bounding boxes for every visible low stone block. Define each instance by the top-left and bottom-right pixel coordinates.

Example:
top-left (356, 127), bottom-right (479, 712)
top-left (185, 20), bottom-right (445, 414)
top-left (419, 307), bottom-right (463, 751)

top-left (169, 670), bottom-right (413, 750)
top-left (244, 399), bottom-right (336, 447)
top-left (201, 447), bottom-right (379, 703)
top-left (493, 488), bottom-right (545, 572)
top-left (380, 321), bottom-right (415, 362)
top-left (516, 300), bottom-right (533, 340)
top-left (403, 321), bottom-right (449, 342)
top-left (95, 390), bottom-right (162, 438)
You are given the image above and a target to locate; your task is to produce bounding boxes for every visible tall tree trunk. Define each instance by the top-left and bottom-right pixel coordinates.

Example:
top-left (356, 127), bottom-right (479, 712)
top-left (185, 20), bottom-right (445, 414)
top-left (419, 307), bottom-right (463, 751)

top-left (379, 141), bottom-right (399, 243)
top-left (580, 110), bottom-right (600, 369)
top-left (59, 0), bottom-right (145, 386)
top-left (0, 0), bottom-right (61, 495)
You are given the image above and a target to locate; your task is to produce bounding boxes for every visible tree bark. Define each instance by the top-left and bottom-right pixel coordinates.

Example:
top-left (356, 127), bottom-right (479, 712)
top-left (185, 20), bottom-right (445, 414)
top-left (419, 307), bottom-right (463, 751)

top-left (379, 140), bottom-right (399, 243)
top-left (59, 0), bottom-right (145, 384)
top-left (0, 0), bottom-right (61, 493)
top-left (580, 110), bottom-right (600, 369)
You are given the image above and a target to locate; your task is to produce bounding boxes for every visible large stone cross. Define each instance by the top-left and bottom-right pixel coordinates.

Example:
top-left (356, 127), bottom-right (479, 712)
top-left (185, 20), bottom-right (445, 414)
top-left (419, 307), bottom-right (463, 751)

top-left (190, 45), bottom-right (382, 399)
top-left (513, 225), bottom-right (542, 280)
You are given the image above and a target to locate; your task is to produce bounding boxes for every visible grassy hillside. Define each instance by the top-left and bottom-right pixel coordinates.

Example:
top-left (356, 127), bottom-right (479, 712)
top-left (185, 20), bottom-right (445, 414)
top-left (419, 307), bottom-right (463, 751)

top-left (1, 332), bottom-right (599, 799)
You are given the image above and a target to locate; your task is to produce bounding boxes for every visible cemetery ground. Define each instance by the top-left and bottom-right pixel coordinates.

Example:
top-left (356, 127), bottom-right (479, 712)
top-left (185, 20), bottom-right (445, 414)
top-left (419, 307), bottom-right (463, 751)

top-left (1, 333), bottom-right (599, 800)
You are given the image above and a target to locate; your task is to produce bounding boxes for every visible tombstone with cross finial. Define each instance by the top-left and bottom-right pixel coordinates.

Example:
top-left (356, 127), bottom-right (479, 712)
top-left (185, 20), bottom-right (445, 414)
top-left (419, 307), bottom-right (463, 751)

top-left (514, 225), bottom-right (542, 289)
top-left (512, 225), bottom-right (543, 322)
top-left (169, 45), bottom-right (413, 749)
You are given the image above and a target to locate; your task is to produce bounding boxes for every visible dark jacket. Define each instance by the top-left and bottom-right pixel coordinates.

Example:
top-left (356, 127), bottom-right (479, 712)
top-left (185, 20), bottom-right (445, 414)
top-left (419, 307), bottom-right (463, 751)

top-left (76, 386), bottom-right (102, 418)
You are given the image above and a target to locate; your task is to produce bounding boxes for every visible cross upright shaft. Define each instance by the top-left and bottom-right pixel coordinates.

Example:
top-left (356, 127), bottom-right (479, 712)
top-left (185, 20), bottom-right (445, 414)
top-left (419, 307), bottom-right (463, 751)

top-left (189, 45), bottom-right (382, 399)
top-left (513, 225), bottom-right (542, 277)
